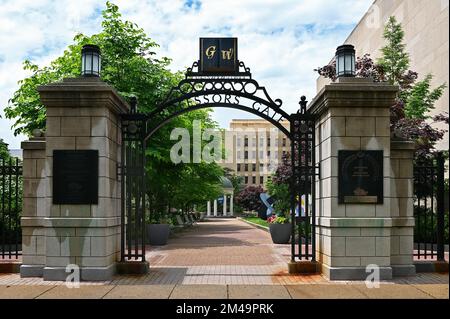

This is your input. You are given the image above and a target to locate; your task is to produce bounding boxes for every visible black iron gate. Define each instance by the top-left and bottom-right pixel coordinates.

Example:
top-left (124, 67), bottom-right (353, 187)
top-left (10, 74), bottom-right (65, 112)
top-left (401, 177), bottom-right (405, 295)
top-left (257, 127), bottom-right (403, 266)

top-left (290, 97), bottom-right (319, 262)
top-left (413, 152), bottom-right (447, 261)
top-left (119, 100), bottom-right (147, 262)
top-left (118, 60), bottom-right (318, 265)
top-left (0, 157), bottom-right (22, 260)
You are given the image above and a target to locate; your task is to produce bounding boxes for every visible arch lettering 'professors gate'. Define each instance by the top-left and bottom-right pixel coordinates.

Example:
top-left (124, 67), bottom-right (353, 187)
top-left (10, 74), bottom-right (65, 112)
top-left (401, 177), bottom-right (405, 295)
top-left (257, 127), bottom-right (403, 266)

top-left (119, 38), bottom-right (319, 271)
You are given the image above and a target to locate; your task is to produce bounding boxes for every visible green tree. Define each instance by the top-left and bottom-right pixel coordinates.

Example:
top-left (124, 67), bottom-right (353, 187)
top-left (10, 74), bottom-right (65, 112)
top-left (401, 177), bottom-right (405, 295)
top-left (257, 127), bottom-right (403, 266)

top-left (404, 74), bottom-right (447, 120)
top-left (266, 178), bottom-right (290, 216)
top-left (0, 139), bottom-right (10, 161)
top-left (224, 167), bottom-right (244, 195)
top-left (4, 2), bottom-right (224, 219)
top-left (377, 16), bottom-right (410, 87)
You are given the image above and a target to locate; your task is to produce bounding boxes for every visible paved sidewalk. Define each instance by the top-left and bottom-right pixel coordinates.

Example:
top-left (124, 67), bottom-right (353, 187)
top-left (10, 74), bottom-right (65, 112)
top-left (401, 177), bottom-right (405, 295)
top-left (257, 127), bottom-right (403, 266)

top-left (0, 218), bottom-right (448, 298)
top-left (0, 282), bottom-right (447, 299)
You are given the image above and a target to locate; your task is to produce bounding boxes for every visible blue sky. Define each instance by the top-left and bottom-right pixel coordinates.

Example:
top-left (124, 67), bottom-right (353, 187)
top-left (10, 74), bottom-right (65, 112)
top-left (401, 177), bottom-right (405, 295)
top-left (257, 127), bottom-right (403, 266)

top-left (0, 0), bottom-right (373, 149)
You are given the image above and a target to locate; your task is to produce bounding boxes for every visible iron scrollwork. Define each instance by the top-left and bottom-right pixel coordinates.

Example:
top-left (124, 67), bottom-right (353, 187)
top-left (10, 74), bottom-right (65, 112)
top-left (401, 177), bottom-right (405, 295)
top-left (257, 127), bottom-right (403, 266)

top-left (144, 60), bottom-right (291, 140)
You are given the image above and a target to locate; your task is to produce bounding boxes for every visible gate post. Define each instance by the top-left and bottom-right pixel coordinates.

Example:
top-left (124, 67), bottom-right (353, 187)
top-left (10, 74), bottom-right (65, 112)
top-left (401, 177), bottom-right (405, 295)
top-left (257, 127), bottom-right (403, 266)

top-left (390, 140), bottom-right (416, 276)
top-left (309, 77), bottom-right (402, 280)
top-left (26, 77), bottom-right (129, 281)
top-left (20, 135), bottom-right (46, 277)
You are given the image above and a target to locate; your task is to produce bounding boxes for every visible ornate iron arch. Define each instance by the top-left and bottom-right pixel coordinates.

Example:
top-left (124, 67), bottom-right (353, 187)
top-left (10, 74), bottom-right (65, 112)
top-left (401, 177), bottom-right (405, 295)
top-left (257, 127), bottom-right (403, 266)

top-left (142, 61), bottom-right (292, 141)
top-left (119, 59), bottom-right (318, 269)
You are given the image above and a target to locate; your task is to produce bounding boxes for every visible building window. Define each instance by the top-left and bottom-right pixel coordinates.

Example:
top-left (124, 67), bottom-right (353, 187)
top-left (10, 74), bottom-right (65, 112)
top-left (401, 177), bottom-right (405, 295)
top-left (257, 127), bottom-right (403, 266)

top-left (260, 176), bottom-right (264, 184)
top-left (252, 151), bottom-right (256, 159)
top-left (244, 151), bottom-right (248, 159)
top-left (237, 164), bottom-right (241, 172)
top-left (267, 151), bottom-right (271, 157)
top-left (252, 138), bottom-right (256, 147)
top-left (237, 137), bottom-right (241, 147)
top-left (244, 164), bottom-right (248, 171)
top-left (259, 137), bottom-right (264, 147)
top-left (282, 138), bottom-right (286, 147)
top-left (244, 137), bottom-right (248, 147)
top-left (259, 150), bottom-right (264, 159)
top-left (252, 176), bottom-right (256, 184)
top-left (282, 150), bottom-right (286, 156)
top-left (244, 176), bottom-right (248, 183)
top-left (267, 138), bottom-right (271, 147)
top-left (274, 138), bottom-right (278, 146)
top-left (259, 163), bottom-right (264, 170)
top-left (237, 151), bottom-right (241, 159)
top-left (252, 163), bottom-right (256, 172)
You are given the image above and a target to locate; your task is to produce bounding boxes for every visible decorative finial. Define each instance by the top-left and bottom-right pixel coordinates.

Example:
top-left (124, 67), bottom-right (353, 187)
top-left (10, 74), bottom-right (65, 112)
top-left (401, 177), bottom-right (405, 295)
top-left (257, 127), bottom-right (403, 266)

top-left (130, 96), bottom-right (138, 114)
top-left (298, 95), bottom-right (307, 114)
top-left (32, 129), bottom-right (43, 137)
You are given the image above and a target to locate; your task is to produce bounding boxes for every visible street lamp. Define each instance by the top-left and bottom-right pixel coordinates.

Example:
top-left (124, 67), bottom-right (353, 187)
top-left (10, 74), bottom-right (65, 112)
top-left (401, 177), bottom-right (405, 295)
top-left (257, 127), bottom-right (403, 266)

top-left (81, 44), bottom-right (101, 77)
top-left (335, 44), bottom-right (355, 78)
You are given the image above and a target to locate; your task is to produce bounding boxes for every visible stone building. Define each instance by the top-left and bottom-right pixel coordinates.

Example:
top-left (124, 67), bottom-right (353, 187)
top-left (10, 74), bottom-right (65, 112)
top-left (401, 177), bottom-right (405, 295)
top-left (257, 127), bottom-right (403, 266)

top-left (220, 119), bottom-right (291, 187)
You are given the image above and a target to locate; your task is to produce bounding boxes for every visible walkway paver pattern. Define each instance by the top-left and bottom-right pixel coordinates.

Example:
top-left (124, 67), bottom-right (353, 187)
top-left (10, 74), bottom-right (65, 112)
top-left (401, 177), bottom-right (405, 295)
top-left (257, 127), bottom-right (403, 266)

top-left (0, 218), bottom-right (448, 298)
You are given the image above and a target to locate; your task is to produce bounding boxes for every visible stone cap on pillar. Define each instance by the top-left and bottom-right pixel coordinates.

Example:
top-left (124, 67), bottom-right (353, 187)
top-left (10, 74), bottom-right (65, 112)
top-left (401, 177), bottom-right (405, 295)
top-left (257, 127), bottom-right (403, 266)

top-left (391, 139), bottom-right (416, 151)
top-left (308, 77), bottom-right (399, 117)
top-left (21, 136), bottom-right (46, 150)
top-left (37, 77), bottom-right (130, 115)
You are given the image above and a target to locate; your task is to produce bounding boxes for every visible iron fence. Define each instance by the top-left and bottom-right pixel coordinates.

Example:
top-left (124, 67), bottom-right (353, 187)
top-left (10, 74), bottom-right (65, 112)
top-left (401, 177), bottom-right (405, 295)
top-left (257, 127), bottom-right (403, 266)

top-left (413, 152), bottom-right (447, 261)
top-left (0, 157), bottom-right (23, 259)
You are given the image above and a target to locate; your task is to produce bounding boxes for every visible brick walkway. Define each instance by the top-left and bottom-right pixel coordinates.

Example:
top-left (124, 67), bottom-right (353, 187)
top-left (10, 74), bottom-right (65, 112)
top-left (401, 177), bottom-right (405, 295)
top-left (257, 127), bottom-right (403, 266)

top-left (0, 218), bottom-right (448, 288)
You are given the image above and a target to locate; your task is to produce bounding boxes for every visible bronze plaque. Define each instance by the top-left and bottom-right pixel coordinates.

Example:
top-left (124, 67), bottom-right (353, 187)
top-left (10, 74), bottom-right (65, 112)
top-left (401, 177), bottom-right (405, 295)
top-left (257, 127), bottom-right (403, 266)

top-left (53, 150), bottom-right (98, 204)
top-left (338, 150), bottom-right (383, 204)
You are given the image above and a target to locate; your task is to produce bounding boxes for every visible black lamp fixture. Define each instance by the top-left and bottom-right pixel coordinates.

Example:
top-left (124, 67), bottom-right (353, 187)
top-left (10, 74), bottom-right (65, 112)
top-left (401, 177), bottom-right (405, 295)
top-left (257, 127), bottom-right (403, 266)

top-left (335, 44), bottom-right (355, 78)
top-left (81, 44), bottom-right (101, 77)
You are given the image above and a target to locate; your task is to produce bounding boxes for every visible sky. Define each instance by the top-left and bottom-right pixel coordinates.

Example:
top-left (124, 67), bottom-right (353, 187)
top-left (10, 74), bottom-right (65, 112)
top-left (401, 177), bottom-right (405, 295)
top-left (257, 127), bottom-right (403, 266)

top-left (0, 0), bottom-right (374, 149)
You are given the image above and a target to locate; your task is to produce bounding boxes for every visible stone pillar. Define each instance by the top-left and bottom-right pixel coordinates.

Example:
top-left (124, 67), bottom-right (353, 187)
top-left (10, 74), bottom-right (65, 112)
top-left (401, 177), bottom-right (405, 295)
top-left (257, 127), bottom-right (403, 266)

top-left (213, 199), bottom-right (218, 217)
top-left (223, 195), bottom-right (227, 216)
top-left (27, 77), bottom-right (129, 281)
top-left (309, 77), bottom-right (401, 280)
top-left (20, 136), bottom-right (47, 277)
top-left (390, 140), bottom-right (416, 276)
top-left (230, 193), bottom-right (234, 216)
top-left (207, 201), bottom-right (211, 216)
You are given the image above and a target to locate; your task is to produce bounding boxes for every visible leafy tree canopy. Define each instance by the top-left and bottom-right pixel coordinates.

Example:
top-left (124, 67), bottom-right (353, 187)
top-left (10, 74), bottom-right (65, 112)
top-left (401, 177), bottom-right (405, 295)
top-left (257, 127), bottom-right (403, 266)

top-left (4, 2), bottom-right (224, 218)
top-left (235, 185), bottom-right (265, 212)
top-left (0, 139), bottom-right (11, 161)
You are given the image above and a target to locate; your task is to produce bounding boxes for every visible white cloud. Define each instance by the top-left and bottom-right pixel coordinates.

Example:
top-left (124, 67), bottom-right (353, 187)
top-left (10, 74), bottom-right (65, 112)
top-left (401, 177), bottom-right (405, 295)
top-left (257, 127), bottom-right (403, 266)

top-left (0, 0), bottom-right (373, 148)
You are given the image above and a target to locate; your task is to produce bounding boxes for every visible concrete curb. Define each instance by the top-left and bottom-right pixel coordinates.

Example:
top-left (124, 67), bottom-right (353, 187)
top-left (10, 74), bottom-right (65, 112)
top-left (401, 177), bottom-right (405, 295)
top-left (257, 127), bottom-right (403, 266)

top-left (236, 217), bottom-right (269, 233)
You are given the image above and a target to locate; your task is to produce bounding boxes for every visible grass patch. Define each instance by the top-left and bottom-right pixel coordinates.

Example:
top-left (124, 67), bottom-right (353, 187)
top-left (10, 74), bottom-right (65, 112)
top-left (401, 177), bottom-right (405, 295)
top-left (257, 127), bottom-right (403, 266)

top-left (242, 216), bottom-right (269, 228)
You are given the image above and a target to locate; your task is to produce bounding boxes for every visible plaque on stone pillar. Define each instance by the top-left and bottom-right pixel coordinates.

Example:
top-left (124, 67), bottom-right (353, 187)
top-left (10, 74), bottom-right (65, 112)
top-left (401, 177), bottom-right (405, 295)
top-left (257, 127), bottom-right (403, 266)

top-left (338, 150), bottom-right (383, 204)
top-left (53, 150), bottom-right (99, 204)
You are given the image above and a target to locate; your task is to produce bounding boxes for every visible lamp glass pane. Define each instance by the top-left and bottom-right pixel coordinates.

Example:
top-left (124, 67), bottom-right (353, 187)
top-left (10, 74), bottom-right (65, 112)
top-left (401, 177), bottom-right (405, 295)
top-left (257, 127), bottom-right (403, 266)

top-left (81, 55), bottom-right (85, 74)
top-left (351, 55), bottom-right (355, 73)
top-left (338, 55), bottom-right (344, 74)
top-left (345, 54), bottom-right (352, 74)
top-left (92, 54), bottom-right (99, 74)
top-left (85, 54), bottom-right (92, 74)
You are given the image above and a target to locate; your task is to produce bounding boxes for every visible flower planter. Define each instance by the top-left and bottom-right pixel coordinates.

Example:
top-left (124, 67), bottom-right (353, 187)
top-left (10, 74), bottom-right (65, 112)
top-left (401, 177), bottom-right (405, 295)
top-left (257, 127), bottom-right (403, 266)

top-left (269, 223), bottom-right (291, 244)
top-left (147, 224), bottom-right (170, 245)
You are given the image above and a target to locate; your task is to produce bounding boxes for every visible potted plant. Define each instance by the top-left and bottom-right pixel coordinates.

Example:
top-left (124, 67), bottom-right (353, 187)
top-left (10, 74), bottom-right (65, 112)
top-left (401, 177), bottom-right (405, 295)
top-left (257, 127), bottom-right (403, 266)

top-left (147, 211), bottom-right (170, 245)
top-left (267, 214), bottom-right (291, 244)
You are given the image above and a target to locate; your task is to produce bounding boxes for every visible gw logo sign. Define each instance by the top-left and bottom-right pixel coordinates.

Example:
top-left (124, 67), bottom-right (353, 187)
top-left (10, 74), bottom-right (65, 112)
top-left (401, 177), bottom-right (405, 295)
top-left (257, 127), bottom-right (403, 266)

top-left (205, 45), bottom-right (234, 60)
top-left (200, 37), bottom-right (237, 73)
